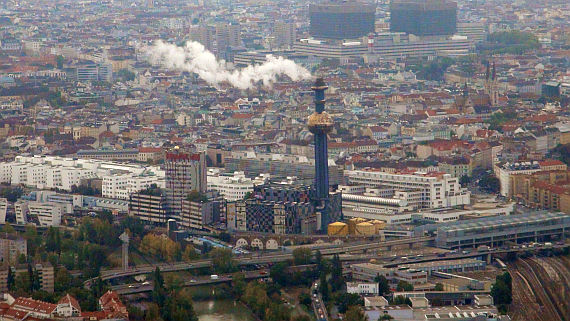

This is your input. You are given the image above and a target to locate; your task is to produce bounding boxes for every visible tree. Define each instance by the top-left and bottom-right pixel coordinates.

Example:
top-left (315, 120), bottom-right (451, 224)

top-left (0, 186), bottom-right (23, 202)
top-left (187, 190), bottom-right (208, 203)
top-left (1, 222), bottom-right (15, 234)
top-left (210, 248), bottom-right (236, 274)
top-left (182, 245), bottom-right (199, 261)
top-left (319, 273), bottom-right (329, 302)
top-left (434, 283), bottom-right (444, 291)
top-left (374, 274), bottom-right (390, 295)
top-left (378, 314), bottom-right (394, 320)
top-left (335, 293), bottom-right (364, 314)
top-left (299, 291), bottom-right (312, 307)
top-left (392, 295), bottom-right (412, 306)
top-left (232, 272), bottom-right (247, 297)
top-left (292, 247), bottom-right (312, 265)
top-left (27, 264), bottom-right (34, 292)
top-left (396, 280), bottom-right (414, 292)
top-left (330, 254), bottom-right (344, 292)
top-left (344, 306), bottom-right (368, 321)
top-left (491, 272), bottom-right (512, 313)
top-left (218, 232), bottom-right (231, 243)
top-left (56, 55), bottom-right (65, 69)
top-left (478, 173), bottom-right (500, 194)
top-left (485, 30), bottom-right (540, 55)
top-left (314, 250), bottom-right (323, 269)
top-left (55, 268), bottom-right (72, 293)
top-left (7, 268), bottom-right (14, 291)
top-left (152, 267), bottom-right (166, 307)
top-left (117, 69), bottom-right (136, 82)
top-left (459, 175), bottom-right (471, 186)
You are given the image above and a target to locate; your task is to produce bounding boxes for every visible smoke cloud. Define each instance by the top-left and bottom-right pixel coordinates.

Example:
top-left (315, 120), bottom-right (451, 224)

top-left (145, 40), bottom-right (312, 90)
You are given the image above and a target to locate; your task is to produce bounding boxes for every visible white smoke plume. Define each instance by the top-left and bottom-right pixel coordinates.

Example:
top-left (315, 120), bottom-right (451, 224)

top-left (145, 40), bottom-right (312, 90)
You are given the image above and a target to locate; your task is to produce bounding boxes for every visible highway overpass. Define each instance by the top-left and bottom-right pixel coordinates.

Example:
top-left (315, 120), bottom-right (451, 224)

top-left (88, 236), bottom-right (435, 286)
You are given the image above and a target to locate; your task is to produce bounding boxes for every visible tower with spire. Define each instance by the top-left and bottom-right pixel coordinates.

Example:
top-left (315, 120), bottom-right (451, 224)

top-left (308, 78), bottom-right (335, 232)
top-left (485, 61), bottom-right (499, 106)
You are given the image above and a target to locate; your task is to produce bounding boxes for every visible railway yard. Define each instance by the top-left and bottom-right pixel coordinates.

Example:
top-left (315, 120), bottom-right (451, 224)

top-left (508, 255), bottom-right (570, 321)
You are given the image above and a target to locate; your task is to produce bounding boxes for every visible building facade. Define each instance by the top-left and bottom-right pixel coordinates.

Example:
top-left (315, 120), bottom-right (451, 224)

top-left (344, 170), bottom-right (470, 210)
top-left (164, 150), bottom-right (207, 221)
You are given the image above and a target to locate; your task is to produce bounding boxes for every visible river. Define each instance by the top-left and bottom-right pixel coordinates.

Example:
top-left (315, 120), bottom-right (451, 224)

top-left (194, 299), bottom-right (256, 321)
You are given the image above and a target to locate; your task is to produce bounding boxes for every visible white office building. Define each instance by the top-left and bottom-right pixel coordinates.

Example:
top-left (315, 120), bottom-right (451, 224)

top-left (207, 169), bottom-right (269, 201)
top-left (344, 170), bottom-right (470, 210)
top-left (102, 173), bottom-right (164, 200)
top-left (15, 200), bottom-right (63, 226)
top-left (346, 282), bottom-right (379, 295)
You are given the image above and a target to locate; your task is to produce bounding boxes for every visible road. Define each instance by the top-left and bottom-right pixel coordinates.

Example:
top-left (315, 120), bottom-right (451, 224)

top-left (87, 236), bottom-right (435, 285)
top-left (383, 242), bottom-right (570, 268)
top-left (312, 281), bottom-right (328, 321)
top-left (112, 270), bottom-right (269, 295)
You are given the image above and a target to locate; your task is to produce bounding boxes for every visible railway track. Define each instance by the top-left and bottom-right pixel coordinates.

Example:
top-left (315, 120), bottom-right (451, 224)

top-left (507, 262), bottom-right (544, 321)
top-left (543, 257), bottom-right (570, 319)
top-left (518, 258), bottom-right (565, 321)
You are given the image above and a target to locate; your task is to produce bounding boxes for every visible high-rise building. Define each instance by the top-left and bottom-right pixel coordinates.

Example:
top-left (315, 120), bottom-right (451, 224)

top-left (190, 24), bottom-right (241, 58)
top-left (273, 22), bottom-right (297, 49)
top-left (164, 148), bottom-right (207, 220)
top-left (309, 2), bottom-right (376, 40)
top-left (390, 0), bottom-right (457, 37)
top-left (215, 24), bottom-right (241, 55)
top-left (190, 25), bottom-right (216, 52)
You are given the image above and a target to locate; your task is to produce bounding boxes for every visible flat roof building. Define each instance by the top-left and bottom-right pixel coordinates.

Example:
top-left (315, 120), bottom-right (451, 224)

top-left (431, 212), bottom-right (570, 249)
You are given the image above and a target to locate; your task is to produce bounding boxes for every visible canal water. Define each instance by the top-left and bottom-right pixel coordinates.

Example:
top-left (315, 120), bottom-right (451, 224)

top-left (194, 299), bottom-right (256, 321)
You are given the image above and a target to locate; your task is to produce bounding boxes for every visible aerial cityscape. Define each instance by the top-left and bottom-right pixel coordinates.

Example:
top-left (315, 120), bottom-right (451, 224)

top-left (0, 0), bottom-right (568, 320)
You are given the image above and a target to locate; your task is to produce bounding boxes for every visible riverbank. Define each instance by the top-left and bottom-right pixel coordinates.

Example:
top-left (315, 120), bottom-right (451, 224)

top-left (194, 299), bottom-right (256, 321)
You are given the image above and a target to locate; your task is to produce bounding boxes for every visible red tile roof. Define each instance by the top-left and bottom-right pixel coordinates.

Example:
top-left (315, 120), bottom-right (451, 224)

top-left (138, 147), bottom-right (162, 153)
top-left (11, 297), bottom-right (57, 315)
top-left (58, 294), bottom-right (81, 313)
top-left (539, 159), bottom-right (565, 167)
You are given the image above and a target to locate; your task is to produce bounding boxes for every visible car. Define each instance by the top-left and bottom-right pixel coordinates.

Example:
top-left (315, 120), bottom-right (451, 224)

top-left (142, 281), bottom-right (150, 285)
top-left (128, 285), bottom-right (135, 288)
top-left (190, 279), bottom-right (197, 283)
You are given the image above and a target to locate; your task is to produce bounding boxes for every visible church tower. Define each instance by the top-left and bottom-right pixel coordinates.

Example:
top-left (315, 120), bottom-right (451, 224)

top-left (485, 61), bottom-right (499, 106)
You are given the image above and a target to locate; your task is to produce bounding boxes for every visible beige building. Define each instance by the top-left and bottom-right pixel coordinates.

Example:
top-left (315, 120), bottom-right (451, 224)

top-left (0, 235), bottom-right (27, 264)
top-left (0, 263), bottom-right (54, 293)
